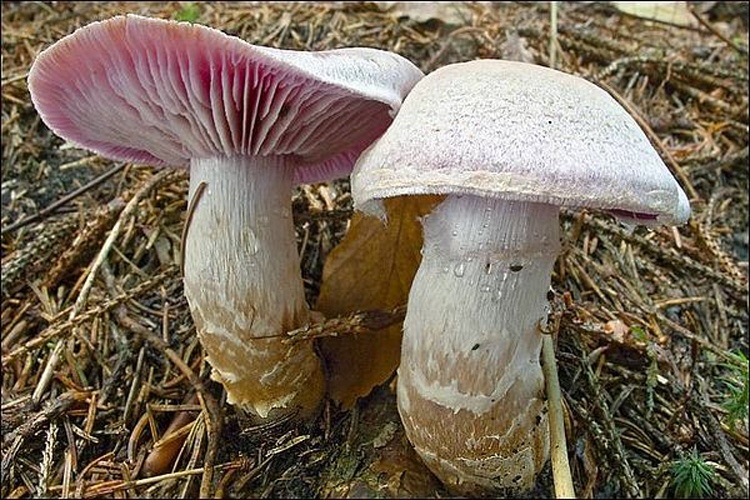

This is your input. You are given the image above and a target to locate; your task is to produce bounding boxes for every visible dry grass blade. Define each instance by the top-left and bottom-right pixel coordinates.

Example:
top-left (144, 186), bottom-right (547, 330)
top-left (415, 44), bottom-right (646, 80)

top-left (542, 332), bottom-right (576, 499)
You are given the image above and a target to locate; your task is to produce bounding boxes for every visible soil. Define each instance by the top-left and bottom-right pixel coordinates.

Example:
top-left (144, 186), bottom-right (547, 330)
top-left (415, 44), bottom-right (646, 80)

top-left (1, 2), bottom-right (748, 498)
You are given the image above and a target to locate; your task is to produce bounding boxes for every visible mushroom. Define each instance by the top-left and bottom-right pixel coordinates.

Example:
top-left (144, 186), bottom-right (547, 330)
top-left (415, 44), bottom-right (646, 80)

top-left (28, 14), bottom-right (423, 421)
top-left (351, 59), bottom-right (690, 493)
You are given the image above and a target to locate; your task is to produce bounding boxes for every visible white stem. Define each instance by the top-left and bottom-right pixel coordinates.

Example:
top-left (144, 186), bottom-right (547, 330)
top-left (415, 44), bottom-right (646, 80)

top-left (183, 157), bottom-right (324, 419)
top-left (397, 194), bottom-right (561, 494)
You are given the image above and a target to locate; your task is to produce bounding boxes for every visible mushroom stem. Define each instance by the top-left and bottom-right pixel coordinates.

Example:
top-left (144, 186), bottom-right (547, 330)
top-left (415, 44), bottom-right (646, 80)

top-left (397, 194), bottom-right (561, 494)
top-left (183, 156), bottom-right (324, 420)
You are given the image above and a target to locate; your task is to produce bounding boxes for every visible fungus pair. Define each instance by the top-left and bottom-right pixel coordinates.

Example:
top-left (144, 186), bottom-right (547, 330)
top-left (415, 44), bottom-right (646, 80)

top-left (30, 14), bottom-right (691, 496)
top-left (28, 14), bottom-right (423, 420)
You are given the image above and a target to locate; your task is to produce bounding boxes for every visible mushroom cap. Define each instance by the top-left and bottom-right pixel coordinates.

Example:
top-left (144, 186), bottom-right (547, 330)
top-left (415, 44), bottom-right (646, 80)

top-left (352, 59), bottom-right (690, 226)
top-left (28, 14), bottom-right (424, 184)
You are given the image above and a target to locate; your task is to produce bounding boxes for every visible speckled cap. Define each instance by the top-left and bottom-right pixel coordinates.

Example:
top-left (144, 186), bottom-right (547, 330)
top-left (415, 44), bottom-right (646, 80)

top-left (352, 59), bottom-right (690, 226)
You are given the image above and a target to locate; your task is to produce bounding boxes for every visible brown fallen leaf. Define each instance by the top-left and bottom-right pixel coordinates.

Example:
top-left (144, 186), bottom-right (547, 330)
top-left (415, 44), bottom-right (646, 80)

top-left (316, 195), bottom-right (442, 408)
top-left (611, 1), bottom-right (700, 27)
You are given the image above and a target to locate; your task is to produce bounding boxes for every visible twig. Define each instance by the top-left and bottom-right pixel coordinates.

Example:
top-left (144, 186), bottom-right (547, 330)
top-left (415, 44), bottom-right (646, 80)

top-left (30, 169), bottom-right (176, 405)
top-left (180, 181), bottom-right (207, 277)
top-left (122, 346), bottom-right (146, 425)
top-left (36, 420), bottom-right (58, 498)
top-left (43, 198), bottom-right (127, 290)
top-left (115, 307), bottom-right (222, 499)
top-left (1, 391), bottom-right (87, 480)
top-left (575, 337), bottom-right (642, 498)
top-left (282, 305), bottom-right (406, 344)
top-left (73, 169), bottom-right (176, 316)
top-left (1, 266), bottom-right (177, 365)
top-left (687, 4), bottom-right (748, 55)
top-left (197, 391), bottom-right (220, 499)
top-left (567, 212), bottom-right (746, 299)
top-left (79, 461), bottom-right (243, 497)
top-left (31, 339), bottom-right (66, 406)
top-left (1, 215), bottom-right (79, 294)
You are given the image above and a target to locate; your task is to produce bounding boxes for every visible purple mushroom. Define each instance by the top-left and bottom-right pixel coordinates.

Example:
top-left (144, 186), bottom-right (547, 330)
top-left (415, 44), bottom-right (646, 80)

top-left (28, 14), bottom-right (423, 421)
top-left (351, 59), bottom-right (690, 493)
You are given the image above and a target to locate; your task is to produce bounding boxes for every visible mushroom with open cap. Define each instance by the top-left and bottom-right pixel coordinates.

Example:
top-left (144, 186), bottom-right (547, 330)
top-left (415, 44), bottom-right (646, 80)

top-left (351, 59), bottom-right (690, 493)
top-left (28, 14), bottom-right (423, 421)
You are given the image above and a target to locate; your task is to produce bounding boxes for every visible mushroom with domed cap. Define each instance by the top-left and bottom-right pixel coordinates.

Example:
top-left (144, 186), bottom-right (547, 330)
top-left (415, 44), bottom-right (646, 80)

top-left (351, 59), bottom-right (690, 494)
top-left (28, 14), bottom-right (424, 421)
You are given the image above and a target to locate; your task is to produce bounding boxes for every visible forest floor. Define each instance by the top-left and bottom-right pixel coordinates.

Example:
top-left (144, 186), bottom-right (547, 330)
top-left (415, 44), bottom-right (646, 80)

top-left (1, 2), bottom-right (748, 498)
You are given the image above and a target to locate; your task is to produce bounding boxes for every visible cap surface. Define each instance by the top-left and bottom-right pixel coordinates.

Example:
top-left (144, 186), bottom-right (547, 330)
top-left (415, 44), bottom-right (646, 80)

top-left (28, 14), bottom-right (423, 184)
top-left (352, 59), bottom-right (690, 225)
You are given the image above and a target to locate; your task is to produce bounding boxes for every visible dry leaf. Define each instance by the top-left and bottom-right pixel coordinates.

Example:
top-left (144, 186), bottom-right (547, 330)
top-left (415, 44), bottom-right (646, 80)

top-left (316, 195), bottom-right (442, 408)
top-left (603, 318), bottom-right (629, 343)
top-left (374, 2), bottom-right (477, 26)
top-left (499, 30), bottom-right (535, 64)
top-left (611, 1), bottom-right (699, 27)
